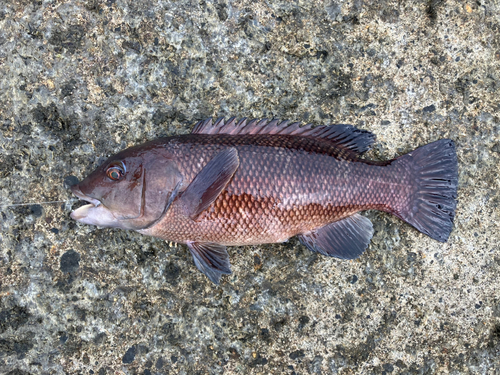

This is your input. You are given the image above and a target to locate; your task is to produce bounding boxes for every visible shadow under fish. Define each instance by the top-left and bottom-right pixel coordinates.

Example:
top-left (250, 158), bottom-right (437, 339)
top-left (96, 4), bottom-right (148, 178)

top-left (70, 118), bottom-right (458, 284)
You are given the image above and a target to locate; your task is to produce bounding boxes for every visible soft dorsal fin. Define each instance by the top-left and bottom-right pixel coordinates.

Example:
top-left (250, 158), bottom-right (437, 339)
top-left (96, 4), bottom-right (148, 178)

top-left (191, 117), bottom-right (375, 154)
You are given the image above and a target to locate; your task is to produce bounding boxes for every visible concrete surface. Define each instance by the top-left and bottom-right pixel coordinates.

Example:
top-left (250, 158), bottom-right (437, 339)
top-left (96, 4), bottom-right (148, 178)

top-left (0, 0), bottom-right (499, 374)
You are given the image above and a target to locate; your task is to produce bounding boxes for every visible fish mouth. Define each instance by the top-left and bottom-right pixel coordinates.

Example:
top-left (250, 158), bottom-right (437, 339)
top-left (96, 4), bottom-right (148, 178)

top-left (70, 185), bottom-right (118, 227)
top-left (71, 185), bottom-right (101, 210)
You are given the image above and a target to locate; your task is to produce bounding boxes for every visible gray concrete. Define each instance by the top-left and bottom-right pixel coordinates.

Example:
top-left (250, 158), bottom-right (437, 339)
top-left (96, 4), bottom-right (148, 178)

top-left (0, 0), bottom-right (499, 374)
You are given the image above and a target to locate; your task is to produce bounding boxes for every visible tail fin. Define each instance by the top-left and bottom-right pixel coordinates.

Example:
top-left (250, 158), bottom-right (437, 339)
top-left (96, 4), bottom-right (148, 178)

top-left (395, 139), bottom-right (458, 242)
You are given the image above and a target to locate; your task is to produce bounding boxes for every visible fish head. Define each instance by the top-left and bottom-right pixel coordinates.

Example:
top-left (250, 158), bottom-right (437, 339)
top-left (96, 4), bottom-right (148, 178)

top-left (71, 142), bottom-right (183, 230)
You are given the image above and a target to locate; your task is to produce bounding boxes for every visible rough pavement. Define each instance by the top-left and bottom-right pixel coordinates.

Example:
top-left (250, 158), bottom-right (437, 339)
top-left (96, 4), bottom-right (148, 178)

top-left (0, 1), bottom-right (499, 374)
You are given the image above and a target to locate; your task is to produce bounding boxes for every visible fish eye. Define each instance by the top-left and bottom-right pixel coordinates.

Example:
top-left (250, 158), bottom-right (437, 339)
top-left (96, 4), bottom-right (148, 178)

top-left (106, 162), bottom-right (126, 181)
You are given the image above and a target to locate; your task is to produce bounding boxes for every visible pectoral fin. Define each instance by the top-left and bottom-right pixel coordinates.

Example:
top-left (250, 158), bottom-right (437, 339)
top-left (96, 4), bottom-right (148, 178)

top-left (298, 214), bottom-right (374, 259)
top-left (181, 147), bottom-right (239, 220)
top-left (187, 242), bottom-right (232, 284)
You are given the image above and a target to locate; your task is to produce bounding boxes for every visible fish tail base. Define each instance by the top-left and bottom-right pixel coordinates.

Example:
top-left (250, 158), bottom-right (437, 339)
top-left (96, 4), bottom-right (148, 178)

top-left (396, 139), bottom-right (458, 242)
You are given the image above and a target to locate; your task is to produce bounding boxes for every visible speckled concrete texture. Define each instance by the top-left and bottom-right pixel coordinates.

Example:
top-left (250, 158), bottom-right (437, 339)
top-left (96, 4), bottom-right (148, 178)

top-left (0, 0), bottom-right (499, 374)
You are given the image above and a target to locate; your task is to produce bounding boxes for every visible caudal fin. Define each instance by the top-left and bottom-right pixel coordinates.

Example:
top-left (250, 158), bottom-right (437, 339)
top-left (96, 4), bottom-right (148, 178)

top-left (395, 139), bottom-right (458, 242)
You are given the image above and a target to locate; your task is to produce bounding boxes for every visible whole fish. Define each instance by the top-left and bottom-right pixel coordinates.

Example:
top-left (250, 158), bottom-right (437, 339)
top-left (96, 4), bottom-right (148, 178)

top-left (71, 118), bottom-right (458, 283)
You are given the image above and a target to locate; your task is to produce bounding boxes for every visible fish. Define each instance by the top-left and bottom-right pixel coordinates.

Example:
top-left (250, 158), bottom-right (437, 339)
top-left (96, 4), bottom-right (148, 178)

top-left (70, 117), bottom-right (458, 284)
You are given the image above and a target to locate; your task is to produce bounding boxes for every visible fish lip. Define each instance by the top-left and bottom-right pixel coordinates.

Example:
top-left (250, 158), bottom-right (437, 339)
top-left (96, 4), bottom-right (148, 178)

top-left (71, 185), bottom-right (101, 207)
top-left (70, 185), bottom-right (121, 227)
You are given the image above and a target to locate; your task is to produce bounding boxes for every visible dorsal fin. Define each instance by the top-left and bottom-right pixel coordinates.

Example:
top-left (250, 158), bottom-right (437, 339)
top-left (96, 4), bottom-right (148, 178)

top-left (191, 117), bottom-right (375, 154)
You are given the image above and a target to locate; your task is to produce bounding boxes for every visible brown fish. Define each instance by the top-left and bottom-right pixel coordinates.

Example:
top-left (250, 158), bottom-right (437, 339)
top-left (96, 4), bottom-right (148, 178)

top-left (71, 118), bottom-right (458, 283)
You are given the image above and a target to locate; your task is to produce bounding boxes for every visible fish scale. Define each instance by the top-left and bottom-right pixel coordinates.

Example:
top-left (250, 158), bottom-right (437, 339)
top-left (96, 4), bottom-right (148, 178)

top-left (140, 134), bottom-right (409, 246)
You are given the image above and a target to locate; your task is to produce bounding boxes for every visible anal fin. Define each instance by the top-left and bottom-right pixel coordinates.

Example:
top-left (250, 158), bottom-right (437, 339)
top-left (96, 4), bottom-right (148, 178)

top-left (298, 214), bottom-right (374, 260)
top-left (187, 242), bottom-right (232, 284)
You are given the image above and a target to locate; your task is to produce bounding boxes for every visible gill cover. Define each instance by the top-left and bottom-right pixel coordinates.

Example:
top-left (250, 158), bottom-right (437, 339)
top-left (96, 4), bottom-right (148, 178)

top-left (136, 156), bottom-right (184, 229)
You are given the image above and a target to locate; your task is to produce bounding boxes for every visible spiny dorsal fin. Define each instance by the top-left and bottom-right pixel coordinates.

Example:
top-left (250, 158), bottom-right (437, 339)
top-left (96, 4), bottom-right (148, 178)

top-left (191, 117), bottom-right (376, 154)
